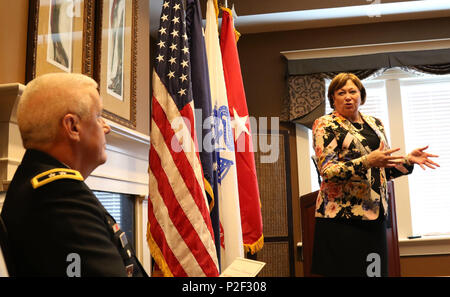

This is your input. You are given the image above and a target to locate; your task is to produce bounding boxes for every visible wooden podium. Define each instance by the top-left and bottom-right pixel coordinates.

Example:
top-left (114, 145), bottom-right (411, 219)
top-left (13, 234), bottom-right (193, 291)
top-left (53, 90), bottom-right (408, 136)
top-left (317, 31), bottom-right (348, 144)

top-left (300, 181), bottom-right (401, 276)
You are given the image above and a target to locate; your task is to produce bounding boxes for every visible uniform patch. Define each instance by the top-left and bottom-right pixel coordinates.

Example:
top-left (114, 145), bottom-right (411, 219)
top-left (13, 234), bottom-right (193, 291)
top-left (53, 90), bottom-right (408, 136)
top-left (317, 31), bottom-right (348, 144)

top-left (119, 232), bottom-right (128, 248)
top-left (31, 168), bottom-right (84, 189)
top-left (126, 264), bottom-right (134, 277)
top-left (112, 223), bottom-right (120, 233)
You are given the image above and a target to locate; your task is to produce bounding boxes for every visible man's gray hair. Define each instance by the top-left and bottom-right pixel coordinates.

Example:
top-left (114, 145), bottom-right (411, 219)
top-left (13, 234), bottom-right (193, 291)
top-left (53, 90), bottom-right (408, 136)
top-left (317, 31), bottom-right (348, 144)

top-left (18, 73), bottom-right (98, 148)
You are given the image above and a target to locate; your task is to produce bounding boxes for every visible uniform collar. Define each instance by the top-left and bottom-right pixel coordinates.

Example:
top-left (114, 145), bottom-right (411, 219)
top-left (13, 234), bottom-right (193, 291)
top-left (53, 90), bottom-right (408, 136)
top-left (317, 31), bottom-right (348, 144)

top-left (22, 149), bottom-right (69, 169)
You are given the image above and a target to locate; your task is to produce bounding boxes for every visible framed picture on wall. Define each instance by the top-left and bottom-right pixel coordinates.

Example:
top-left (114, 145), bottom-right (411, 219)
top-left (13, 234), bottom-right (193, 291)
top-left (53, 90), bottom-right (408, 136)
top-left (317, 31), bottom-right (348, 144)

top-left (26, 0), bottom-right (95, 81)
top-left (96, 0), bottom-right (137, 129)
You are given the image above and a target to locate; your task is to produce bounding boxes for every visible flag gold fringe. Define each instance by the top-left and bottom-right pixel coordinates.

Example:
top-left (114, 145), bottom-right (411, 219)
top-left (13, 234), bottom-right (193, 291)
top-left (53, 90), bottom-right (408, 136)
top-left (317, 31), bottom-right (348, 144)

top-left (244, 234), bottom-right (264, 255)
top-left (234, 29), bottom-right (241, 43)
top-left (146, 222), bottom-right (174, 277)
top-left (203, 177), bottom-right (215, 211)
top-left (219, 6), bottom-right (241, 42)
top-left (214, 0), bottom-right (219, 26)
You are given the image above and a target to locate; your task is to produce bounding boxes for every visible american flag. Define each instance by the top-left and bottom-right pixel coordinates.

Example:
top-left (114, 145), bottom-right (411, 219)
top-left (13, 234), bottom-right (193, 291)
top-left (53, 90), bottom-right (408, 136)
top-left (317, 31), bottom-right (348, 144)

top-left (147, 0), bottom-right (219, 277)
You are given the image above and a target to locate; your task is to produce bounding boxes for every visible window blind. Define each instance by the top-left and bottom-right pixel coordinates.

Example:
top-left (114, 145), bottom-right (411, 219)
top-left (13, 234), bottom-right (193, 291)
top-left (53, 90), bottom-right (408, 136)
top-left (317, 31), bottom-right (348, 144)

top-left (400, 77), bottom-right (450, 236)
top-left (94, 191), bottom-right (122, 226)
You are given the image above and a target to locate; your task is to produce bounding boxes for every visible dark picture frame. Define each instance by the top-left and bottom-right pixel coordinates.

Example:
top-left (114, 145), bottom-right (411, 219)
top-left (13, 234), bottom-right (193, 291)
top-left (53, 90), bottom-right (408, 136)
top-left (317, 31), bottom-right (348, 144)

top-left (26, 0), bottom-right (96, 82)
top-left (95, 0), bottom-right (137, 129)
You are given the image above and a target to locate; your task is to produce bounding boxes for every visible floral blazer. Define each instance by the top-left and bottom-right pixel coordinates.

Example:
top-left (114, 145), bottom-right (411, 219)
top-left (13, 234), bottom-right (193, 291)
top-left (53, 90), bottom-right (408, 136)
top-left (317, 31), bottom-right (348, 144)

top-left (312, 111), bottom-right (414, 220)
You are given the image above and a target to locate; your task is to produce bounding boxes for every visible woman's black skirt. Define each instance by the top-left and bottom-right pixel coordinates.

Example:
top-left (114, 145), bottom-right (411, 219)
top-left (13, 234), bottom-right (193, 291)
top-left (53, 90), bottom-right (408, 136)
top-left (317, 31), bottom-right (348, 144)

top-left (311, 213), bottom-right (388, 277)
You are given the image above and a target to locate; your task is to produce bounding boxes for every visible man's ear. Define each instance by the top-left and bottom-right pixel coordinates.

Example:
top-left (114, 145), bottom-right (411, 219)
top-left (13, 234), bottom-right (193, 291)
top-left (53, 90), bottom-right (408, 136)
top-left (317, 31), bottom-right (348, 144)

top-left (61, 113), bottom-right (81, 141)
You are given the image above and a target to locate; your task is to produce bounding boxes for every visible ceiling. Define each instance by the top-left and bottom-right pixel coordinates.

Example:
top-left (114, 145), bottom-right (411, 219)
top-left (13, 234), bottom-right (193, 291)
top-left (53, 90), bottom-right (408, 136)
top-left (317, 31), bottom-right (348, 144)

top-left (149, 0), bottom-right (450, 37)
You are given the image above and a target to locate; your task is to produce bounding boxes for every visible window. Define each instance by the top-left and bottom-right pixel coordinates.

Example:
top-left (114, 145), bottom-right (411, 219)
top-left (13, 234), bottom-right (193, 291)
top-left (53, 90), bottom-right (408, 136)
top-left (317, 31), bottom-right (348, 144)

top-left (400, 77), bottom-right (450, 236)
top-left (94, 191), bottom-right (136, 248)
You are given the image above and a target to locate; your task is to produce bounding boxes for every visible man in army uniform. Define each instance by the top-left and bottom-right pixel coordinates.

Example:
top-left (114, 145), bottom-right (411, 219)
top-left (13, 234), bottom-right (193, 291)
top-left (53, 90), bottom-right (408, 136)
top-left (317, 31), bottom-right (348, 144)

top-left (1, 73), bottom-right (147, 277)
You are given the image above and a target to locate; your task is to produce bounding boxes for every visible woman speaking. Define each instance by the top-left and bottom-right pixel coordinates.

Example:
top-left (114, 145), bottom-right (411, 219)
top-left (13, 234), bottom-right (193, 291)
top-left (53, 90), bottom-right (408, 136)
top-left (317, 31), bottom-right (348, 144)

top-left (311, 72), bottom-right (439, 276)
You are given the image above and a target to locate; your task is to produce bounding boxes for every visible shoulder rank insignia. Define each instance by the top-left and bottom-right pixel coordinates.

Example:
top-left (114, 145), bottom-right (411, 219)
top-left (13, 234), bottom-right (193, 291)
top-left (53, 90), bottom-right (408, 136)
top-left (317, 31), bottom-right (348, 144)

top-left (31, 168), bottom-right (84, 189)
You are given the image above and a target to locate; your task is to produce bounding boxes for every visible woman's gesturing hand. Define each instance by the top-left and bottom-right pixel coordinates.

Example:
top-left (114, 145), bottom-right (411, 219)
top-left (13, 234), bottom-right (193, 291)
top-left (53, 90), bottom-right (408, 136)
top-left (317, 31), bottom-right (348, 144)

top-left (366, 142), bottom-right (404, 168)
top-left (407, 145), bottom-right (440, 170)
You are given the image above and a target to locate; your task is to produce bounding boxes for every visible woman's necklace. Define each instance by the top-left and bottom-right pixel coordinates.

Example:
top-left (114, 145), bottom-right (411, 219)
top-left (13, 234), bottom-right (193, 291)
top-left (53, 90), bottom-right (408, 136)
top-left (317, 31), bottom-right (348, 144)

top-left (352, 122), bottom-right (364, 132)
top-left (351, 115), bottom-right (365, 132)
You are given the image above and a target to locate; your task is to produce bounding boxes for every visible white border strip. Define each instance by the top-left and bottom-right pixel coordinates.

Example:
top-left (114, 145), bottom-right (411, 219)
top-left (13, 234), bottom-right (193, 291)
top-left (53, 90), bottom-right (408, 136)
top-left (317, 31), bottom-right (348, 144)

top-left (281, 38), bottom-right (450, 60)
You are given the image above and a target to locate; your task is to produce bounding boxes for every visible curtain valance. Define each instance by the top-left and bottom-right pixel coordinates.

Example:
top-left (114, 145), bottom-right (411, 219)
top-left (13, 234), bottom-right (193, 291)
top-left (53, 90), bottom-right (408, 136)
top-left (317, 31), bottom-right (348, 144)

top-left (282, 47), bottom-right (450, 128)
top-left (286, 48), bottom-right (450, 76)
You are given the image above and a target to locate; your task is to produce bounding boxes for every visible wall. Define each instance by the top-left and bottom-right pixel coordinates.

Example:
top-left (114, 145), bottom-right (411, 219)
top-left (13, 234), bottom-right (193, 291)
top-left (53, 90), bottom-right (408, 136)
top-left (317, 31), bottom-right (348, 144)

top-left (0, 0), bottom-right (28, 84)
top-left (236, 17), bottom-right (450, 276)
top-left (135, 0), bottom-right (150, 135)
top-left (401, 255), bottom-right (450, 277)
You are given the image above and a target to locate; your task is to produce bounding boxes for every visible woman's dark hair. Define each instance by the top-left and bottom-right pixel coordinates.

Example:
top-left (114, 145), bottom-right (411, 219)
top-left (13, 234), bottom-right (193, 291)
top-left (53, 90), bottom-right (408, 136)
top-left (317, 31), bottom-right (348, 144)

top-left (327, 73), bottom-right (366, 109)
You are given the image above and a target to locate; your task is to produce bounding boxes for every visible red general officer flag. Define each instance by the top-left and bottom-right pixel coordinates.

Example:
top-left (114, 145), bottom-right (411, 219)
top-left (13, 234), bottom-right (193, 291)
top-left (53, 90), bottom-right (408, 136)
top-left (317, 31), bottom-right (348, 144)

top-left (219, 7), bottom-right (263, 254)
